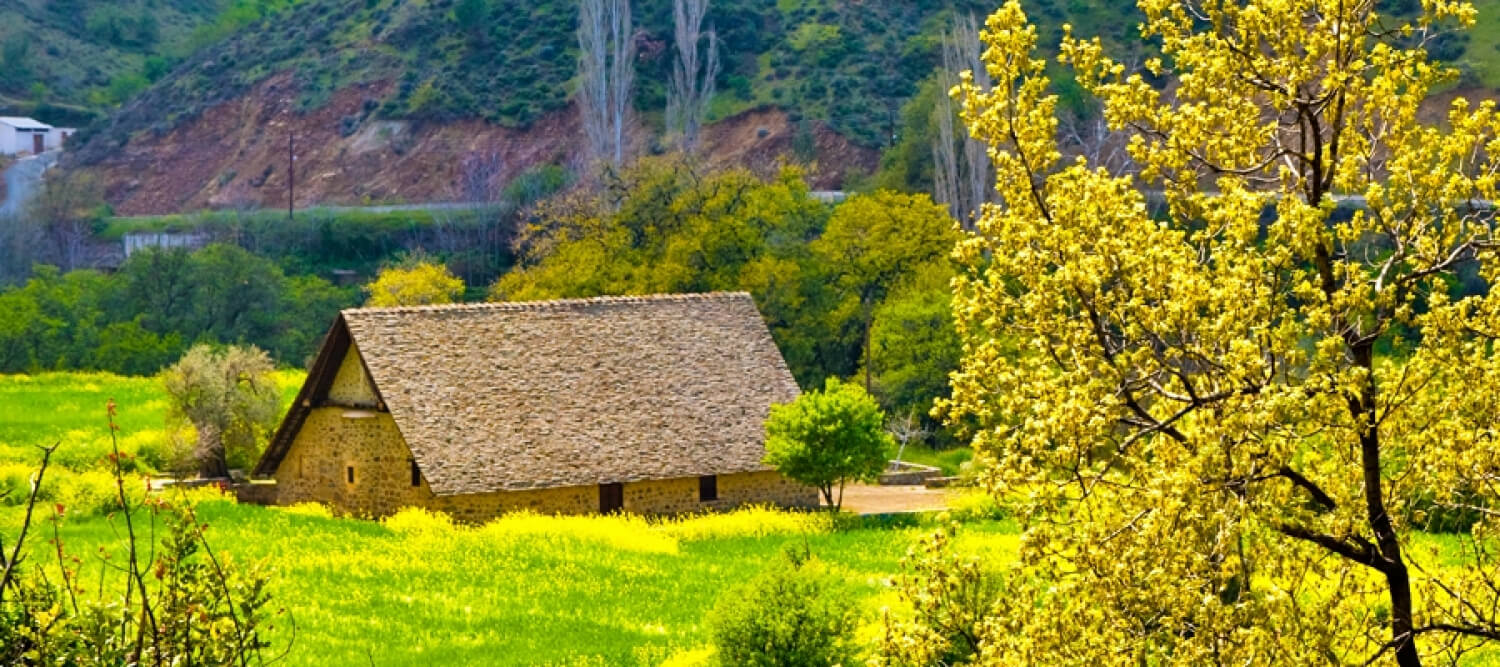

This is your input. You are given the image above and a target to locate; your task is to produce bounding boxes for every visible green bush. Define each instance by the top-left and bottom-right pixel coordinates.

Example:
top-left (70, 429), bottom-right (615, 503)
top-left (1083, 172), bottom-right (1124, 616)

top-left (709, 549), bottom-right (859, 666)
top-left (764, 378), bottom-right (893, 512)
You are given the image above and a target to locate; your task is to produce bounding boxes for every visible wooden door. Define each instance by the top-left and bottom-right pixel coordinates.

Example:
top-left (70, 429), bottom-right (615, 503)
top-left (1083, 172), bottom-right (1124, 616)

top-left (32, 133), bottom-right (43, 154)
top-left (599, 483), bottom-right (624, 514)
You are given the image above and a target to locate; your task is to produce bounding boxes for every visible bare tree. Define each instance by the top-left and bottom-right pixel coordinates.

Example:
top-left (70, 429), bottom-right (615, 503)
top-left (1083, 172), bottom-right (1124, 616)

top-left (1058, 112), bottom-right (1137, 177)
top-left (932, 73), bottom-right (961, 222)
top-left (932, 14), bottom-right (992, 230)
top-left (30, 171), bottom-right (104, 272)
top-left (0, 213), bottom-right (42, 284)
top-left (578, 0), bottom-right (636, 166)
top-left (667, 0), bottom-right (719, 151)
top-left (887, 409), bottom-right (932, 465)
top-left (1055, 54), bottom-right (1141, 178)
top-left (459, 149), bottom-right (506, 204)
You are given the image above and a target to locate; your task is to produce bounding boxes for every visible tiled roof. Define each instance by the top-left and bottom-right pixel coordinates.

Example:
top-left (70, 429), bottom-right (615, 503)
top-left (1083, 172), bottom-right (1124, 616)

top-left (259, 292), bottom-right (801, 495)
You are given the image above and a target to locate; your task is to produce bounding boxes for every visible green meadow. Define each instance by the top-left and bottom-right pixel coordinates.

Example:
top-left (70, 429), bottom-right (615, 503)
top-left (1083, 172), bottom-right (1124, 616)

top-left (0, 372), bottom-right (1014, 664)
top-left (0, 499), bottom-right (1018, 665)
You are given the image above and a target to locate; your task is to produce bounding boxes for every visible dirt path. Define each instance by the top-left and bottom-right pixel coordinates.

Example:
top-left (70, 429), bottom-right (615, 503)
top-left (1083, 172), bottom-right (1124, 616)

top-left (829, 484), bottom-right (956, 515)
top-left (0, 150), bottom-right (59, 218)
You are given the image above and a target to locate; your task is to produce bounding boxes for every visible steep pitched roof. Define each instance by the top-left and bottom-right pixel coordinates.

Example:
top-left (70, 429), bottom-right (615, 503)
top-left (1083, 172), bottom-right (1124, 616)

top-left (255, 292), bottom-right (801, 496)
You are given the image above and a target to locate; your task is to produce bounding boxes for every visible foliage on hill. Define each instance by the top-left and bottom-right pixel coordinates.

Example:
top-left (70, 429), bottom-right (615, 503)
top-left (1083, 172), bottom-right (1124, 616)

top-left (0, 0), bottom-right (262, 122)
top-left (71, 0), bottom-right (1155, 163)
top-left (19, 0), bottom-right (1500, 170)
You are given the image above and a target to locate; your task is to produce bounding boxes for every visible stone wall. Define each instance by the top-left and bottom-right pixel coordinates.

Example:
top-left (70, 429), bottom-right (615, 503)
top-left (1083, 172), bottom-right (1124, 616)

top-left (327, 346), bottom-right (379, 407)
top-left (429, 485), bottom-right (598, 523)
top-left (429, 471), bottom-right (815, 520)
top-left (272, 408), bottom-right (427, 517)
top-left (264, 343), bottom-right (820, 520)
top-left (617, 470), bottom-right (819, 514)
top-left (718, 470), bottom-right (820, 509)
top-left (269, 408), bottom-right (818, 521)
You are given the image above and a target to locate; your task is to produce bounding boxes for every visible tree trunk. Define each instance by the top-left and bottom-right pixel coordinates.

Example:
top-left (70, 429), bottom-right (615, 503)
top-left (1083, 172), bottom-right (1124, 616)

top-left (195, 422), bottom-right (229, 479)
top-left (863, 301), bottom-right (874, 393)
top-left (1354, 342), bottom-right (1420, 666)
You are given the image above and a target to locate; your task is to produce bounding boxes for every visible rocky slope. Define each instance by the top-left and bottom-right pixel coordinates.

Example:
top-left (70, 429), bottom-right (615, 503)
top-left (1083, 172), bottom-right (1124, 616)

top-left (85, 72), bottom-right (875, 215)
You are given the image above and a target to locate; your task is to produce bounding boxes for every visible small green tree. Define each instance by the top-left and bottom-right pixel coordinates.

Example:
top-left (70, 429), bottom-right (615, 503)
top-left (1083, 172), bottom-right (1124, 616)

top-left (764, 377), bottom-right (892, 511)
top-left (162, 344), bottom-right (280, 479)
top-left (710, 549), bottom-right (859, 666)
top-left (365, 260), bottom-right (466, 307)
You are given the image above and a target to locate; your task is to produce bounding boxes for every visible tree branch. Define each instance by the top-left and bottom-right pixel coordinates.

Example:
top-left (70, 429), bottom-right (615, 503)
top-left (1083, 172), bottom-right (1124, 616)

top-left (1275, 522), bottom-right (1385, 571)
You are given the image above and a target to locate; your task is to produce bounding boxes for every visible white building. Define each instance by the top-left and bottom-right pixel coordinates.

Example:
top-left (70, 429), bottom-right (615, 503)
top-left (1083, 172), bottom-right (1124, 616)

top-left (0, 117), bottom-right (72, 156)
top-left (46, 126), bottom-right (75, 151)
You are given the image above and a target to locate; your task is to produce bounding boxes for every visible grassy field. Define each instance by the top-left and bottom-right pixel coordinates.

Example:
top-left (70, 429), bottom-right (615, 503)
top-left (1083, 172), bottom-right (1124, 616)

top-left (0, 370), bottom-right (1015, 664)
top-left (0, 371), bottom-right (303, 472)
top-left (0, 371), bottom-right (304, 517)
top-left (893, 445), bottom-right (973, 476)
top-left (0, 500), bottom-right (1017, 665)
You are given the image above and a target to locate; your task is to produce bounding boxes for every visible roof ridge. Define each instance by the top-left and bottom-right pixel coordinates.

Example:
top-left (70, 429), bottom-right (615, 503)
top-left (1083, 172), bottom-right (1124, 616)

top-left (341, 291), bottom-right (753, 317)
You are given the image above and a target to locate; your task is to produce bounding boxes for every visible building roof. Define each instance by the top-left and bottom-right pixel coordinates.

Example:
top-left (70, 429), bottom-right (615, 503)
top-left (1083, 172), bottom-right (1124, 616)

top-left (254, 292), bottom-right (801, 495)
top-left (0, 117), bottom-right (51, 131)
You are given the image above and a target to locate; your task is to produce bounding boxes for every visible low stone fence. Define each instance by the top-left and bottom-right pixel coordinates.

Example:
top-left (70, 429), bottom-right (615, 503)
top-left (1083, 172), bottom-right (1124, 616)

top-left (123, 232), bottom-right (209, 258)
top-left (878, 461), bottom-right (943, 486)
top-left (236, 480), bottom-right (278, 506)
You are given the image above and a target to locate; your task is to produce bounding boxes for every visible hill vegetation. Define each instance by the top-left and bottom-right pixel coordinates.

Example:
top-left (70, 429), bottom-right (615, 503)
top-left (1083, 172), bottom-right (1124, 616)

top-left (69, 0), bottom-right (1150, 163)
top-left (0, 1), bottom-right (307, 124)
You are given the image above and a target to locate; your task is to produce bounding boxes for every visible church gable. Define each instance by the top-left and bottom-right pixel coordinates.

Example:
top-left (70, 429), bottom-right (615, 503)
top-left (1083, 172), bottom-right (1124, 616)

top-left (326, 345), bottom-right (379, 408)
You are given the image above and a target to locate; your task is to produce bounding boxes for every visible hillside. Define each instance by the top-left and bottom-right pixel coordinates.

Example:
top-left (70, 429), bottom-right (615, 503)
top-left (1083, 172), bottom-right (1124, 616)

top-left (63, 0), bottom-right (1156, 213)
top-left (0, 0), bottom-right (258, 124)
top-left (58, 0), bottom-right (1500, 213)
top-left (76, 0), bottom-right (1037, 149)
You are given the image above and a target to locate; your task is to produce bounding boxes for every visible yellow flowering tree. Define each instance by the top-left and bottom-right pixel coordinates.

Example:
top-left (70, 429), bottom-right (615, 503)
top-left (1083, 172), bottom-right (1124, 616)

top-left (365, 261), bottom-right (466, 307)
top-left (941, 0), bottom-right (1500, 663)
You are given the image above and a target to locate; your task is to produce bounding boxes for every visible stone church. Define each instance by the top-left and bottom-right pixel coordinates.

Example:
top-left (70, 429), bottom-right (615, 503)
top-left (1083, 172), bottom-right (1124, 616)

top-left (247, 292), bottom-right (817, 521)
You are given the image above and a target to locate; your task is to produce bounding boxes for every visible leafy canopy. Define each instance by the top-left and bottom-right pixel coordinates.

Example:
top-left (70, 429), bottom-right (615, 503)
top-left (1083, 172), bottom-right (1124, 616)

top-left (812, 190), bottom-right (959, 416)
top-left (493, 157), bottom-right (838, 385)
top-left (0, 244), bottom-right (358, 375)
top-left (939, 0), bottom-right (1500, 663)
top-left (764, 377), bottom-right (892, 511)
top-left (366, 261), bottom-right (466, 307)
top-left (492, 158), bottom-right (963, 433)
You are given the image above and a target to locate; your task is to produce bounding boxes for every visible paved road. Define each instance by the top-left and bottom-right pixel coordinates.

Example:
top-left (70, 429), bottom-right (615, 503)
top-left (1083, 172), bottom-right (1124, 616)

top-left (107, 193), bottom-right (853, 224)
top-left (0, 150), bottom-right (59, 219)
top-left (107, 200), bottom-right (495, 224)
